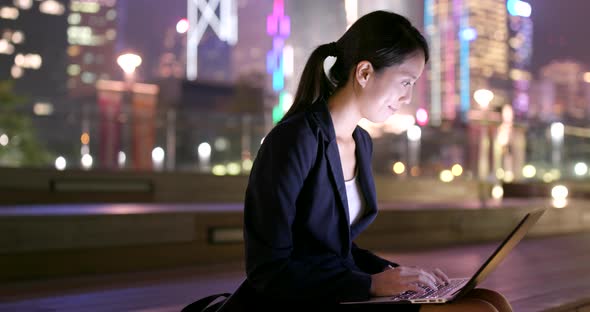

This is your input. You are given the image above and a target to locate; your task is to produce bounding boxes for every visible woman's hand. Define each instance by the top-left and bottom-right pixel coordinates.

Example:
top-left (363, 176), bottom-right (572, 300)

top-left (369, 265), bottom-right (450, 297)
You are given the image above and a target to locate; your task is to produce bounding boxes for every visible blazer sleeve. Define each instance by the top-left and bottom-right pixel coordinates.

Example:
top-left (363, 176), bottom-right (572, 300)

top-left (244, 119), bottom-right (372, 303)
top-left (351, 242), bottom-right (399, 274)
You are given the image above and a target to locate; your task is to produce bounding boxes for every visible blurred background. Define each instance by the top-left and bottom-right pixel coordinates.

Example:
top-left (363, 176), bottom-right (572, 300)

top-left (1, 0), bottom-right (590, 311)
top-left (0, 0), bottom-right (588, 183)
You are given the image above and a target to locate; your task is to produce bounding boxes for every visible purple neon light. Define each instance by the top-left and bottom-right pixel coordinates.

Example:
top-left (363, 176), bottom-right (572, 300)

top-left (273, 0), bottom-right (284, 16)
top-left (280, 16), bottom-right (291, 36)
top-left (266, 50), bottom-right (275, 74)
top-left (267, 15), bottom-right (277, 36)
top-left (273, 38), bottom-right (284, 51)
top-left (267, 0), bottom-right (290, 104)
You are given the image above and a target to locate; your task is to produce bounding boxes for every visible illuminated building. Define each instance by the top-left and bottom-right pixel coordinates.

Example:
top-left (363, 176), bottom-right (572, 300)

top-left (186, 0), bottom-right (237, 81)
top-left (507, 0), bottom-right (533, 120)
top-left (181, 0), bottom-right (271, 84)
top-left (154, 23), bottom-right (186, 80)
top-left (230, 0), bottom-right (273, 83)
top-left (535, 60), bottom-right (590, 122)
top-left (0, 0), bottom-right (68, 106)
top-left (527, 61), bottom-right (590, 174)
top-left (424, 0), bottom-right (532, 179)
top-left (67, 0), bottom-right (117, 97)
top-left (528, 79), bottom-right (554, 121)
top-left (267, 0), bottom-right (293, 124)
top-left (155, 1), bottom-right (270, 83)
top-left (425, 0), bottom-right (517, 124)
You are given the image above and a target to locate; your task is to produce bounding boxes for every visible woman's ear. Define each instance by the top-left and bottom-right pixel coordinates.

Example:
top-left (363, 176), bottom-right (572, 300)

top-left (355, 61), bottom-right (374, 88)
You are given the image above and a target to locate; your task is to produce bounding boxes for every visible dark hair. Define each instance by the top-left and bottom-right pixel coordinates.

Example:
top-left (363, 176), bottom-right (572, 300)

top-left (282, 10), bottom-right (429, 121)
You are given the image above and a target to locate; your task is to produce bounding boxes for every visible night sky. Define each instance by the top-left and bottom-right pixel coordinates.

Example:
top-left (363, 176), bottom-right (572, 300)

top-left (119, 0), bottom-right (590, 80)
top-left (527, 0), bottom-right (590, 75)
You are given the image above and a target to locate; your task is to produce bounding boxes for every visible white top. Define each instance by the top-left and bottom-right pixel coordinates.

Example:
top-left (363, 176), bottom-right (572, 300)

top-left (345, 174), bottom-right (366, 226)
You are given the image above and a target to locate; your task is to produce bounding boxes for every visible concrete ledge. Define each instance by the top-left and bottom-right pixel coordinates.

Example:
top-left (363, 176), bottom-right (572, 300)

top-left (51, 179), bottom-right (153, 193)
top-left (2, 168), bottom-right (590, 205)
top-left (1, 201), bottom-right (589, 282)
top-left (0, 214), bottom-right (195, 253)
top-left (0, 211), bottom-right (244, 282)
top-left (0, 167), bottom-right (491, 204)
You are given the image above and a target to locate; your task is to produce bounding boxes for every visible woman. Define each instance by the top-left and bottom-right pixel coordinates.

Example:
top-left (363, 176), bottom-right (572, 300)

top-left (243, 10), bottom-right (512, 312)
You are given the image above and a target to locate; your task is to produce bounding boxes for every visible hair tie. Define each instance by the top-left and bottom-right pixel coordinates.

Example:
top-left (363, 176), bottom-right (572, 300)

top-left (327, 42), bottom-right (338, 57)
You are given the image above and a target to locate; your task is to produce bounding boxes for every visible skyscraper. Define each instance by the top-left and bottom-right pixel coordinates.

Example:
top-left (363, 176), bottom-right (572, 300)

top-left (538, 60), bottom-right (589, 122)
top-left (186, 0), bottom-right (237, 82)
top-left (425, 0), bottom-right (515, 124)
top-left (425, 0), bottom-right (532, 179)
top-left (0, 0), bottom-right (68, 108)
top-left (507, 0), bottom-right (533, 120)
top-left (66, 0), bottom-right (117, 97)
top-left (154, 23), bottom-right (186, 80)
top-left (231, 0), bottom-right (272, 84)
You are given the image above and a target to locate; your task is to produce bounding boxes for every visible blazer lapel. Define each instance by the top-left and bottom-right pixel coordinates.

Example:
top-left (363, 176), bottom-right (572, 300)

top-left (350, 128), bottom-right (378, 239)
top-left (311, 102), bottom-right (351, 227)
top-left (325, 140), bottom-right (351, 226)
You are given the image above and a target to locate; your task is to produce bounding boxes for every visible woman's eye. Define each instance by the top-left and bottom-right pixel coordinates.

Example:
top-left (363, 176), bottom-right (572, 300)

top-left (402, 81), bottom-right (411, 87)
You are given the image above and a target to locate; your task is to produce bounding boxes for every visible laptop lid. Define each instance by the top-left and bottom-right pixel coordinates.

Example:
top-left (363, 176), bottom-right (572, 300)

top-left (451, 208), bottom-right (546, 301)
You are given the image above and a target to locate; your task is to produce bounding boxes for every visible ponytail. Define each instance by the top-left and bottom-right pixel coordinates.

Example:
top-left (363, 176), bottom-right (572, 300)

top-left (281, 43), bottom-right (336, 122)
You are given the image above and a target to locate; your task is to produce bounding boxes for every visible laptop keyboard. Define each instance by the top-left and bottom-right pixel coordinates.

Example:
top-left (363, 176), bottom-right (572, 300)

top-left (393, 278), bottom-right (467, 301)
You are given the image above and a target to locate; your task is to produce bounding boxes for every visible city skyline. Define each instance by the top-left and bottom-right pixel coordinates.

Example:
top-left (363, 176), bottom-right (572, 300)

top-left (119, 0), bottom-right (590, 81)
top-left (3, 1), bottom-right (589, 91)
top-left (1, 0), bottom-right (589, 175)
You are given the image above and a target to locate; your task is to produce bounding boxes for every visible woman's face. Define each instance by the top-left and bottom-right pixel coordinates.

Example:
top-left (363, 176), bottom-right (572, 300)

top-left (356, 52), bottom-right (425, 123)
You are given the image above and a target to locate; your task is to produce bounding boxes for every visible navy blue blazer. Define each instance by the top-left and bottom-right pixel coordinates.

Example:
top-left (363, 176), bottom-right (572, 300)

top-left (243, 100), bottom-right (398, 304)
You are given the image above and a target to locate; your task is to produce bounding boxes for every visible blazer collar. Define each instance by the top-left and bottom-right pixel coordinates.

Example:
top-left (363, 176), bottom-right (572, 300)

top-left (310, 100), bottom-right (337, 143)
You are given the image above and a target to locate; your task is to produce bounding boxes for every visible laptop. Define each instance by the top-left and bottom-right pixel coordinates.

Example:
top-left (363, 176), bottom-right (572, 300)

top-left (342, 208), bottom-right (546, 305)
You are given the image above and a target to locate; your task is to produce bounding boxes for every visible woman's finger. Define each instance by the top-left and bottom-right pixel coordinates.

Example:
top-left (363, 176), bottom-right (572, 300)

top-left (425, 269), bottom-right (445, 286)
top-left (400, 269), bottom-right (437, 290)
top-left (420, 269), bottom-right (438, 287)
top-left (433, 268), bottom-right (450, 285)
top-left (416, 274), bottom-right (438, 290)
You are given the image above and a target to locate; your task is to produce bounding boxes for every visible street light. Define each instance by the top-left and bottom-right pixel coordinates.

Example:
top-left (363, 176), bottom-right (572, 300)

top-left (474, 89), bottom-right (494, 181)
top-left (474, 89), bottom-right (494, 109)
top-left (117, 53), bottom-right (142, 76)
top-left (197, 142), bottom-right (212, 172)
top-left (406, 125), bottom-right (422, 175)
top-left (176, 18), bottom-right (189, 34)
top-left (116, 52), bottom-right (142, 170)
top-left (550, 122), bottom-right (564, 172)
